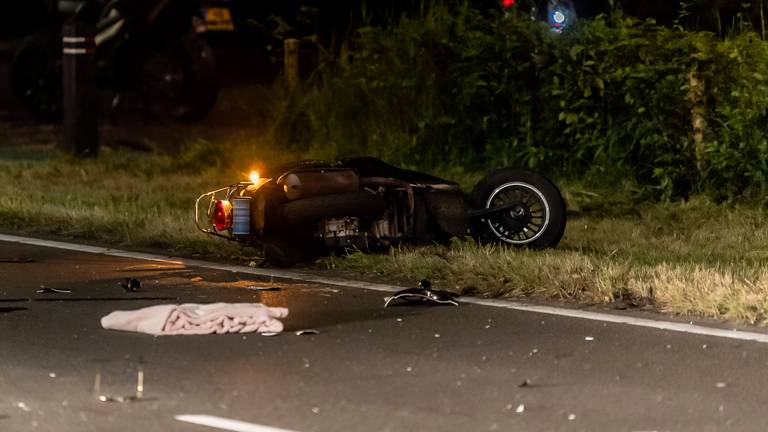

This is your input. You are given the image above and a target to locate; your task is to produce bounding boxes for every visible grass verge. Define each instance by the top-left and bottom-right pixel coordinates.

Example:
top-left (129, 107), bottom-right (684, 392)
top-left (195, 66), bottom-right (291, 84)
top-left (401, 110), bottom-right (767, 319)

top-left (2, 144), bottom-right (768, 324)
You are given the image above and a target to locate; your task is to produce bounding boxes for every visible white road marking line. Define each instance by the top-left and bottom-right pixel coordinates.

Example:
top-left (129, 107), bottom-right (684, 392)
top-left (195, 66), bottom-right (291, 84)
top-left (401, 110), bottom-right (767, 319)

top-left (3, 233), bottom-right (768, 344)
top-left (175, 415), bottom-right (299, 432)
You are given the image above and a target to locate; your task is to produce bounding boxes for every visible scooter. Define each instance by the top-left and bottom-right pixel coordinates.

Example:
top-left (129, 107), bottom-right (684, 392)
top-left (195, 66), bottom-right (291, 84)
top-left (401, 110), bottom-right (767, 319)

top-left (195, 157), bottom-right (567, 267)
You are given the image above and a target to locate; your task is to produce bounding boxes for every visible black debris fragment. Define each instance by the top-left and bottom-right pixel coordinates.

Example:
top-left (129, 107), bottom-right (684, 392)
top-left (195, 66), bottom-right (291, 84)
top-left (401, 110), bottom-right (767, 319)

top-left (384, 280), bottom-right (459, 307)
top-left (121, 278), bottom-right (142, 292)
top-left (518, 379), bottom-right (531, 388)
top-left (0, 258), bottom-right (34, 263)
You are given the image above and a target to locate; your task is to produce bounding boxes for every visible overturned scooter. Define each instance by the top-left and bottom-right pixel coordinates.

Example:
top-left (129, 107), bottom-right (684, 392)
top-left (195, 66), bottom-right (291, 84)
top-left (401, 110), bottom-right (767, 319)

top-left (195, 157), bottom-right (566, 267)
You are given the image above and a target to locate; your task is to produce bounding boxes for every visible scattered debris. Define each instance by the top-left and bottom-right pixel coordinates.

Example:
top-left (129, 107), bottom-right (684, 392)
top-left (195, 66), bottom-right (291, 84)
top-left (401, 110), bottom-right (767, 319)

top-left (0, 257), bottom-right (34, 263)
top-left (120, 278), bottom-right (142, 292)
top-left (190, 277), bottom-right (204, 282)
top-left (567, 414), bottom-right (576, 421)
top-left (248, 261), bottom-right (257, 268)
top-left (584, 336), bottom-right (595, 341)
top-left (311, 407), bottom-right (320, 414)
top-left (36, 287), bottom-right (71, 294)
top-left (518, 379), bottom-right (531, 388)
top-left (246, 286), bottom-right (281, 292)
top-left (295, 329), bottom-right (320, 336)
top-left (434, 333), bottom-right (441, 338)
top-left (260, 332), bottom-right (281, 337)
top-left (529, 348), bottom-right (539, 356)
top-left (14, 402), bottom-right (31, 412)
top-left (515, 404), bottom-right (525, 413)
top-left (716, 382), bottom-right (727, 388)
top-left (95, 370), bottom-right (145, 403)
top-left (384, 280), bottom-right (459, 307)
top-left (48, 373), bottom-right (56, 378)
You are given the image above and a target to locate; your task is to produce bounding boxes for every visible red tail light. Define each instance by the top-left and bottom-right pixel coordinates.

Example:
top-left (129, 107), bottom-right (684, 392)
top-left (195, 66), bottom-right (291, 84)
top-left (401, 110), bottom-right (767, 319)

top-left (502, 0), bottom-right (516, 8)
top-left (213, 200), bottom-right (233, 231)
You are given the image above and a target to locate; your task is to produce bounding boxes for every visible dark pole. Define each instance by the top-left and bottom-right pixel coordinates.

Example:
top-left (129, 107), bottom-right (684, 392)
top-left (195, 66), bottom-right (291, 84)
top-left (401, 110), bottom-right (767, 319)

top-left (61, 17), bottom-right (99, 157)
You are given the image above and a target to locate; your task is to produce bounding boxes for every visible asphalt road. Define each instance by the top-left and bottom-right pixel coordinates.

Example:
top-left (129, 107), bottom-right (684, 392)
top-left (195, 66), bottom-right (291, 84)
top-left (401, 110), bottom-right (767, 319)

top-left (2, 240), bottom-right (768, 432)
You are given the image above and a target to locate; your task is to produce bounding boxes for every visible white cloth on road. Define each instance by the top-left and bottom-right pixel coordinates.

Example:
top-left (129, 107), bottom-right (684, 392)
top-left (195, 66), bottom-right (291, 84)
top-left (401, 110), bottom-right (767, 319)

top-left (101, 303), bottom-right (289, 336)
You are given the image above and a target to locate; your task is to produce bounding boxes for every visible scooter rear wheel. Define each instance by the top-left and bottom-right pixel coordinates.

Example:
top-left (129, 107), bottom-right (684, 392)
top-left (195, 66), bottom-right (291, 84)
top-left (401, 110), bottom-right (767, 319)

top-left (469, 168), bottom-right (566, 249)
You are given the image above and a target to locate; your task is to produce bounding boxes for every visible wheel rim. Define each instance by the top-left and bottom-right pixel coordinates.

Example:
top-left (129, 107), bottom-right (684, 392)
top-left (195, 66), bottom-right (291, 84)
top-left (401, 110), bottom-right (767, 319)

top-left (484, 182), bottom-right (550, 245)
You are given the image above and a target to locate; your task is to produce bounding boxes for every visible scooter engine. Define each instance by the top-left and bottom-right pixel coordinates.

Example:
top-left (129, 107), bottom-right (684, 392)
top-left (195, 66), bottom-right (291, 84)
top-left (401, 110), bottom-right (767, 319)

top-left (321, 217), bottom-right (368, 249)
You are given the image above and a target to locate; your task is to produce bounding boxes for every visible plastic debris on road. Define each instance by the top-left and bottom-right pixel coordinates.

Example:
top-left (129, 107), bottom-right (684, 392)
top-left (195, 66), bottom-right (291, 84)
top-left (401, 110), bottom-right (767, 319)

top-left (295, 329), bottom-right (320, 336)
top-left (15, 402), bottom-right (31, 412)
top-left (515, 404), bottom-right (525, 413)
top-left (95, 370), bottom-right (145, 404)
top-left (120, 278), bottom-right (142, 292)
top-left (246, 285), bottom-right (281, 291)
top-left (36, 287), bottom-right (71, 294)
top-left (384, 280), bottom-right (459, 307)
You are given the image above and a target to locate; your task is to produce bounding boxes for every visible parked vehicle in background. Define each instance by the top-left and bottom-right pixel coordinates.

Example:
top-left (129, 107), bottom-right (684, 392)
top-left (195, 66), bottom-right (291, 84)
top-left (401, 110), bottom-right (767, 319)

top-left (10, 0), bottom-right (219, 123)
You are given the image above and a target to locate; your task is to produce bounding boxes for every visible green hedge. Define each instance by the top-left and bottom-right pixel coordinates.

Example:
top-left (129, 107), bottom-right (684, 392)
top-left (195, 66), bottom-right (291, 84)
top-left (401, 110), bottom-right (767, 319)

top-left (275, 5), bottom-right (768, 200)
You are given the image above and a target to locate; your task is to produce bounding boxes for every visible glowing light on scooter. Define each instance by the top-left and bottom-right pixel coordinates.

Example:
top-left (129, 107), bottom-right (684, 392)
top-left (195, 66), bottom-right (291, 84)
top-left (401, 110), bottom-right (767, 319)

top-left (249, 171), bottom-right (260, 183)
top-left (553, 11), bottom-right (566, 24)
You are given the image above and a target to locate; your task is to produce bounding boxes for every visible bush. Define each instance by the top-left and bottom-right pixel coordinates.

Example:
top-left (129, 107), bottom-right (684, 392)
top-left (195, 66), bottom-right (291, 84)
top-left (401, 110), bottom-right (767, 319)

top-left (273, 3), bottom-right (768, 200)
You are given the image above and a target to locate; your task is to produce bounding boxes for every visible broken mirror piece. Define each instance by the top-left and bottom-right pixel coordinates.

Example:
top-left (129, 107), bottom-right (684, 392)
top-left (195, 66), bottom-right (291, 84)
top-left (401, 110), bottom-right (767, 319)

top-left (384, 280), bottom-right (459, 307)
top-left (36, 287), bottom-right (71, 294)
top-left (120, 278), bottom-right (142, 292)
